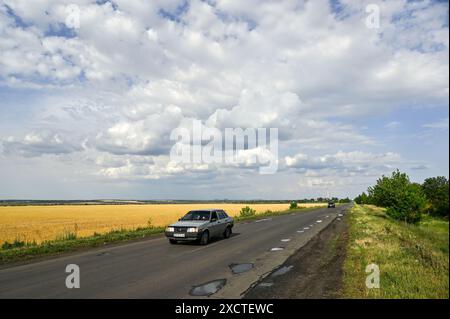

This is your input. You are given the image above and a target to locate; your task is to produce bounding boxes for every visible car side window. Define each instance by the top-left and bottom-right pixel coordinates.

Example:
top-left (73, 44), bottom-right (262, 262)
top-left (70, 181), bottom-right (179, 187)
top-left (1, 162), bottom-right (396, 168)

top-left (211, 211), bottom-right (218, 221)
top-left (218, 211), bottom-right (226, 219)
top-left (220, 210), bottom-right (229, 218)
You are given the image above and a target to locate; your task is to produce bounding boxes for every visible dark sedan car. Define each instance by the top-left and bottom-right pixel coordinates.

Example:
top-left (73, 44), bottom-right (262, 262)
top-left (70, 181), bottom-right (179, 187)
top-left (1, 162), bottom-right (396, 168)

top-left (328, 202), bottom-right (336, 208)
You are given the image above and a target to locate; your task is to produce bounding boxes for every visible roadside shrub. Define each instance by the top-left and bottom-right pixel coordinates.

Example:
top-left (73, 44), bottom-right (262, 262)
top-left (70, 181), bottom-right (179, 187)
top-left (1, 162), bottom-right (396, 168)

top-left (1, 239), bottom-right (36, 250)
top-left (368, 170), bottom-right (427, 223)
top-left (422, 176), bottom-right (449, 217)
top-left (289, 201), bottom-right (298, 209)
top-left (239, 206), bottom-right (256, 217)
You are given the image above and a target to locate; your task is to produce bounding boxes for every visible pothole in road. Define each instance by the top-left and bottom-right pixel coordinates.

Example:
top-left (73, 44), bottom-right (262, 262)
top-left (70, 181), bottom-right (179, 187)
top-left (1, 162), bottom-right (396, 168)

top-left (189, 279), bottom-right (227, 296)
top-left (229, 263), bottom-right (254, 274)
top-left (271, 265), bottom-right (294, 278)
top-left (270, 247), bottom-right (284, 251)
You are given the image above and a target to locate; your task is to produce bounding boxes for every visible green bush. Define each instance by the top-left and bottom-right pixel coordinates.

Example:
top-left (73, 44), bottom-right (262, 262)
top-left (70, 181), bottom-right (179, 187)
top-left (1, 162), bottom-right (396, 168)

top-left (422, 176), bottom-right (449, 217)
top-left (289, 201), bottom-right (298, 209)
top-left (239, 206), bottom-right (256, 217)
top-left (368, 170), bottom-right (427, 223)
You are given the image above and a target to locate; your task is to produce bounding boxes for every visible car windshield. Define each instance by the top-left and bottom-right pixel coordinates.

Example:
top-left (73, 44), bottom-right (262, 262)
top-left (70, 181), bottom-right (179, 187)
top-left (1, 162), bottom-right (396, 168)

top-left (181, 211), bottom-right (211, 221)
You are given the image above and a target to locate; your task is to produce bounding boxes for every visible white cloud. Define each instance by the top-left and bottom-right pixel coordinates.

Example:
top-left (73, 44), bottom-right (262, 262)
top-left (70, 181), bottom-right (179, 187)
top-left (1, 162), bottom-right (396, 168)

top-left (422, 118), bottom-right (449, 130)
top-left (1, 130), bottom-right (82, 157)
top-left (0, 0), bottom-right (448, 198)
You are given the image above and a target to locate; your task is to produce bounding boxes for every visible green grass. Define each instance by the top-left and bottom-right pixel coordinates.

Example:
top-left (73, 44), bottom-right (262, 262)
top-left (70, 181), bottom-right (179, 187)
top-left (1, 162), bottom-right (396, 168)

top-left (0, 206), bottom-right (321, 265)
top-left (342, 204), bottom-right (449, 299)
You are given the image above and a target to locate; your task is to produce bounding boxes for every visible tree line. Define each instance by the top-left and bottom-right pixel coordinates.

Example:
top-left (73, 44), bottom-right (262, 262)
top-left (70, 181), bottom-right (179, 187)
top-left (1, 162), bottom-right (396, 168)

top-left (354, 170), bottom-right (449, 223)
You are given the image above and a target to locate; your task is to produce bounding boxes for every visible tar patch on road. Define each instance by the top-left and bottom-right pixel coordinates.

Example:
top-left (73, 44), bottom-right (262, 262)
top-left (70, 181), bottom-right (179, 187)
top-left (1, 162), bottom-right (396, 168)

top-left (244, 212), bottom-right (349, 299)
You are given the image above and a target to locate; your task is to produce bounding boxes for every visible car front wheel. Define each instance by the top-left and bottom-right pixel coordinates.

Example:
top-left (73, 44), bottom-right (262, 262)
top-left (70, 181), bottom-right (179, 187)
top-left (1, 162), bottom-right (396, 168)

top-left (169, 239), bottom-right (177, 244)
top-left (223, 226), bottom-right (232, 239)
top-left (199, 231), bottom-right (209, 245)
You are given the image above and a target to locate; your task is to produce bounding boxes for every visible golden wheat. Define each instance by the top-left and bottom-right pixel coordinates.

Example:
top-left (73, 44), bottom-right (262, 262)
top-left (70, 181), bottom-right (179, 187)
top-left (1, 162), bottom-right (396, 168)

top-left (0, 203), bottom-right (324, 244)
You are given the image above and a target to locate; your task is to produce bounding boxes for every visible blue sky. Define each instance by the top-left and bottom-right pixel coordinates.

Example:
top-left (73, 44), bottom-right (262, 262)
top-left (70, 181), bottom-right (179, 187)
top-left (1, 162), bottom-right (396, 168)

top-left (0, 0), bottom-right (448, 200)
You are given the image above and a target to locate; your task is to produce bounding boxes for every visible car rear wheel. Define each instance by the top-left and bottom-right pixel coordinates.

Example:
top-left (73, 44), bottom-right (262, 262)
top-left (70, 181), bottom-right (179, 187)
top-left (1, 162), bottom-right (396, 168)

top-left (199, 231), bottom-right (209, 245)
top-left (223, 226), bottom-right (232, 239)
top-left (169, 239), bottom-right (177, 244)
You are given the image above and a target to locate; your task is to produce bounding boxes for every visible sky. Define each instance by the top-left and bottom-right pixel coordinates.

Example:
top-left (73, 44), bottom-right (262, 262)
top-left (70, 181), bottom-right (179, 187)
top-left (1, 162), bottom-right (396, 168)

top-left (0, 0), bottom-right (448, 200)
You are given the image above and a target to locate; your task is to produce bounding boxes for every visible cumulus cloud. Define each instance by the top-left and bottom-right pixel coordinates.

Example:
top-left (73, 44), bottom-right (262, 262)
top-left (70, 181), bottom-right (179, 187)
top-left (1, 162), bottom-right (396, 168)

top-left (285, 151), bottom-right (403, 173)
top-left (1, 130), bottom-right (82, 157)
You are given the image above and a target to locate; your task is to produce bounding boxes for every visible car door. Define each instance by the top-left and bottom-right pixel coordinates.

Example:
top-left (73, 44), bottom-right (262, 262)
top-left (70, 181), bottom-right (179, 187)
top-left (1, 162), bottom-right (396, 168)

top-left (217, 210), bottom-right (229, 234)
top-left (209, 211), bottom-right (221, 237)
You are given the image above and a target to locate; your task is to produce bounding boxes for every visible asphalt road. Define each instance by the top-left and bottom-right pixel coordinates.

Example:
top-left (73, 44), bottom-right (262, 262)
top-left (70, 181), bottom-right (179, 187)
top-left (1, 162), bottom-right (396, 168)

top-left (0, 205), bottom-right (350, 298)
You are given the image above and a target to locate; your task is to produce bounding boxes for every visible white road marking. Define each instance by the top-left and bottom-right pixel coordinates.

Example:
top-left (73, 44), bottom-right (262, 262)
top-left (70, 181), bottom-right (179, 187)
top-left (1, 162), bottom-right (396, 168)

top-left (303, 227), bottom-right (309, 230)
top-left (316, 220), bottom-right (322, 223)
top-left (255, 218), bottom-right (272, 223)
top-left (281, 238), bottom-right (291, 242)
top-left (270, 247), bottom-right (284, 251)
top-left (297, 230), bottom-right (304, 233)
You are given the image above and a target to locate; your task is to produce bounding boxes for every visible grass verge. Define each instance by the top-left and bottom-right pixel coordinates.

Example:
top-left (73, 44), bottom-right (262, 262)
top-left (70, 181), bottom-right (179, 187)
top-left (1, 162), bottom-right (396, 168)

top-left (0, 206), bottom-right (322, 265)
top-left (342, 204), bottom-right (449, 299)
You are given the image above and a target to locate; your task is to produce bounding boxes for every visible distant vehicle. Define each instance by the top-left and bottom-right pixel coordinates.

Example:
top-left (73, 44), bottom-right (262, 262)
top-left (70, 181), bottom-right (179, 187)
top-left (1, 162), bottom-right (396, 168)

top-left (328, 202), bottom-right (336, 208)
top-left (165, 209), bottom-right (234, 245)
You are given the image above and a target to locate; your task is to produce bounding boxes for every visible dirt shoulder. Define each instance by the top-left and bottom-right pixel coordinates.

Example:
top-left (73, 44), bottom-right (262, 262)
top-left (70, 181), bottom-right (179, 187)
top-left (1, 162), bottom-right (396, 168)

top-left (244, 210), bottom-right (349, 299)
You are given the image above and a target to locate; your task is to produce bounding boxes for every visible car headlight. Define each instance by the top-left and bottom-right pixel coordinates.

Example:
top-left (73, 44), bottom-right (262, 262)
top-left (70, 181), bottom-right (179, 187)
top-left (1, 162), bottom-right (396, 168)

top-left (187, 227), bottom-right (198, 233)
top-left (166, 227), bottom-right (174, 232)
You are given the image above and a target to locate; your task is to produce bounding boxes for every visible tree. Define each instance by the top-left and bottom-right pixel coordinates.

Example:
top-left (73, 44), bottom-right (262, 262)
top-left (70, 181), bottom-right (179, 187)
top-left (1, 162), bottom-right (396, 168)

top-left (368, 170), bottom-right (427, 223)
top-left (354, 192), bottom-right (370, 204)
top-left (289, 201), bottom-right (298, 209)
top-left (422, 176), bottom-right (449, 217)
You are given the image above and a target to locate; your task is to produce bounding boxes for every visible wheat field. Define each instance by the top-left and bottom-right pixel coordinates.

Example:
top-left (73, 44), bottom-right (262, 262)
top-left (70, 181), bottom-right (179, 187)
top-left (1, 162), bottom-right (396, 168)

top-left (0, 203), bottom-right (324, 244)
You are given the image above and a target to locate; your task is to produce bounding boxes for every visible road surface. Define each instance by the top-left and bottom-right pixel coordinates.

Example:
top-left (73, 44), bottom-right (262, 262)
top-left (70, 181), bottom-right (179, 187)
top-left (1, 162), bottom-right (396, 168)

top-left (0, 205), bottom-right (350, 298)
